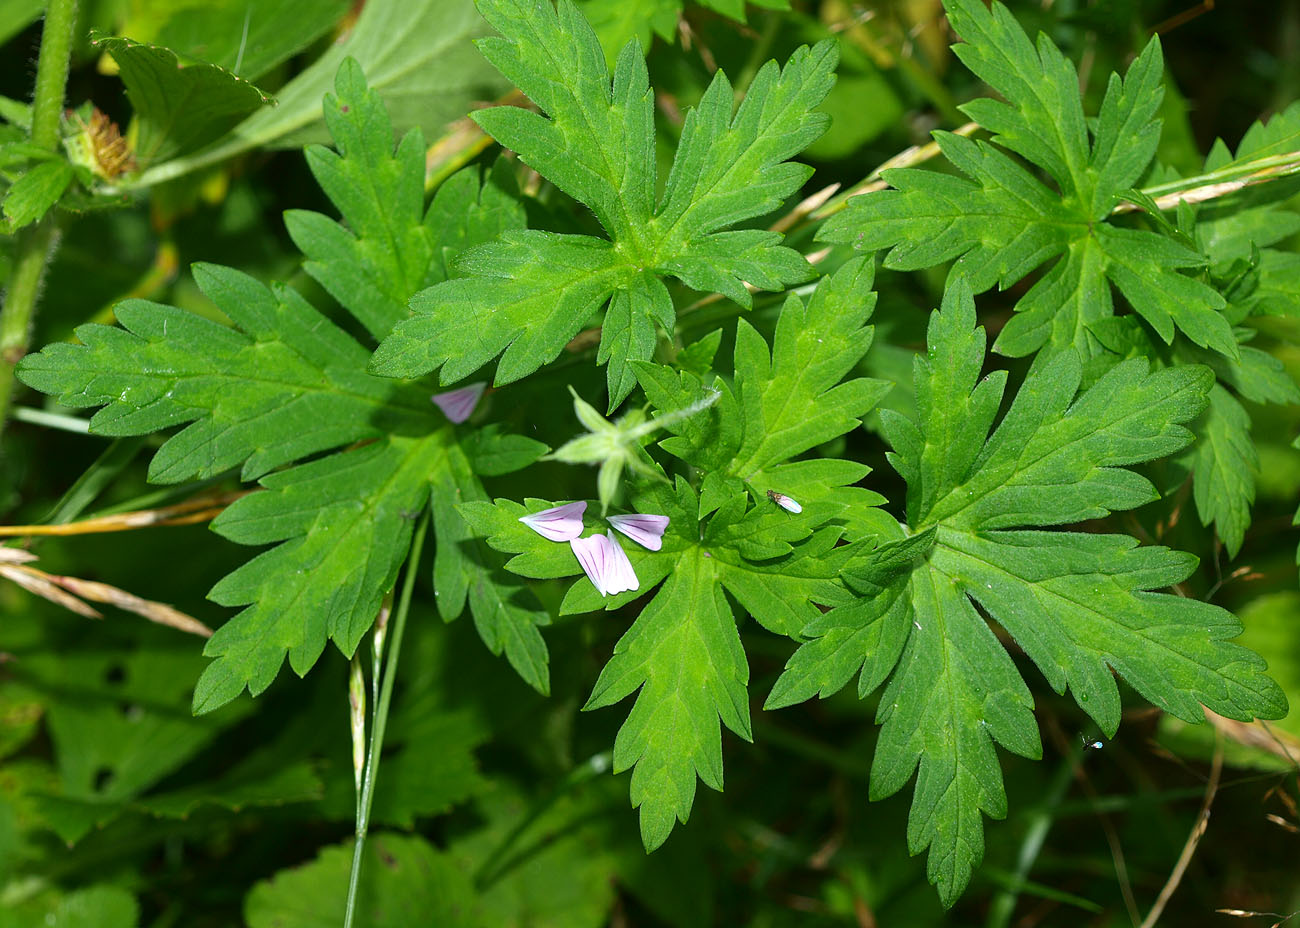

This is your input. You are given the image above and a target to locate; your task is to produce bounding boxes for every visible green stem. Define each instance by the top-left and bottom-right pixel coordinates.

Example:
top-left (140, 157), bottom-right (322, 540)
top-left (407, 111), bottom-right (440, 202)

top-left (343, 515), bottom-right (428, 928)
top-left (0, 0), bottom-right (79, 436)
top-left (30, 2), bottom-right (78, 151)
top-left (0, 220), bottom-right (58, 432)
top-left (8, 404), bottom-right (89, 435)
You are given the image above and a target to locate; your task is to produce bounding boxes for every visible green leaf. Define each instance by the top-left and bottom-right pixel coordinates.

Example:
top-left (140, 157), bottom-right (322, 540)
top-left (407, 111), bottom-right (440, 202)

top-left (245, 833), bottom-right (479, 928)
top-left (129, 0), bottom-right (511, 184)
top-left (0, 0), bottom-right (42, 49)
top-left (821, 0), bottom-right (1234, 362)
top-left (460, 425), bottom-right (549, 476)
top-left (729, 257), bottom-right (891, 481)
top-left (577, 0), bottom-right (789, 65)
top-left (578, 0), bottom-right (680, 64)
top-left (337, 709), bottom-right (488, 827)
top-left (769, 281), bottom-right (1287, 906)
top-left (134, 757), bottom-right (323, 819)
top-left (18, 62), bottom-right (551, 712)
top-left (423, 159), bottom-right (529, 286)
top-left (1235, 592), bottom-right (1300, 739)
top-left (373, 232), bottom-right (632, 385)
top-left (585, 544), bottom-right (751, 851)
top-left (93, 33), bottom-right (272, 164)
top-left (117, 0), bottom-right (351, 82)
top-left (17, 263), bottom-right (428, 483)
top-left (286, 63), bottom-right (529, 341)
top-left (1172, 337), bottom-right (1299, 557)
top-left (193, 436), bottom-right (441, 713)
top-left (433, 446), bottom-right (552, 695)
top-left (469, 266), bottom-right (885, 849)
top-left (1187, 384), bottom-right (1257, 557)
top-left (12, 633), bottom-right (252, 843)
top-left (448, 782), bottom-right (621, 928)
top-left (2, 885), bottom-right (139, 928)
top-left (373, 0), bottom-right (836, 404)
top-left (871, 564), bottom-right (1038, 906)
top-left (2, 159), bottom-right (73, 229)
top-left (1203, 98), bottom-right (1300, 173)
top-left (764, 529), bottom-right (934, 708)
top-left (642, 257), bottom-right (890, 515)
top-left (284, 58), bottom-right (433, 340)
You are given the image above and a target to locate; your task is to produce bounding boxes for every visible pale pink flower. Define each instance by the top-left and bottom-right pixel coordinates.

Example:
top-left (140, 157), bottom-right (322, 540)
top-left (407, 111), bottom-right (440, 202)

top-left (767, 489), bottom-right (803, 514)
top-left (518, 501), bottom-right (587, 542)
top-left (431, 382), bottom-right (487, 423)
top-left (607, 513), bottom-right (669, 551)
top-left (570, 531), bottom-right (639, 597)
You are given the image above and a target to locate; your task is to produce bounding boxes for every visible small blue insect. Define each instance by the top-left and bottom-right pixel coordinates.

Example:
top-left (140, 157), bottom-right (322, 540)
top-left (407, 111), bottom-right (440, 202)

top-left (1082, 736), bottom-right (1105, 751)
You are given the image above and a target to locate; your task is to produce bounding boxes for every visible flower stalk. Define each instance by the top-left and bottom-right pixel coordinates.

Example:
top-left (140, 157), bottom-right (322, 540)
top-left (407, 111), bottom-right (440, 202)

top-left (0, 0), bottom-right (80, 436)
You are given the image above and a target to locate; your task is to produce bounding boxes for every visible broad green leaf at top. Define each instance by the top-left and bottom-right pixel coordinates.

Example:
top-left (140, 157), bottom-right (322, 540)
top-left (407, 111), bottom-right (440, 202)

top-left (126, 0), bottom-right (509, 187)
top-left (820, 0), bottom-right (1236, 363)
top-left (116, 0), bottom-right (351, 83)
top-left (93, 33), bottom-right (272, 164)
top-left (578, 0), bottom-right (791, 65)
top-left (768, 280), bottom-right (1287, 906)
top-left (285, 58), bottom-right (526, 341)
top-left (371, 0), bottom-right (837, 407)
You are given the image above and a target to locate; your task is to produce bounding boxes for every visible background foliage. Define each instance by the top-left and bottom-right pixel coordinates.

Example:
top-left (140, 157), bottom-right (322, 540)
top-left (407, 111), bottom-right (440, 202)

top-left (1, 0), bottom-right (1299, 925)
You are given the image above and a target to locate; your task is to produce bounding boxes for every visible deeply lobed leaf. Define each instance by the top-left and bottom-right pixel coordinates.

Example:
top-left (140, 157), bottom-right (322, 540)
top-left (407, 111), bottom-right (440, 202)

top-left (17, 263), bottom-right (429, 483)
top-left (468, 264), bottom-right (887, 849)
top-left (821, 0), bottom-right (1234, 363)
top-left (372, 0), bottom-right (836, 405)
top-left (769, 282), bottom-right (1287, 905)
top-left (18, 63), bottom-right (555, 712)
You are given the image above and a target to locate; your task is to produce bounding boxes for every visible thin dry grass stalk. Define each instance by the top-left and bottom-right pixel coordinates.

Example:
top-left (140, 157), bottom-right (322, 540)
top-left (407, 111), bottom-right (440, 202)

top-left (0, 491), bottom-right (248, 537)
top-left (0, 551), bottom-right (213, 637)
top-left (1137, 731), bottom-right (1224, 928)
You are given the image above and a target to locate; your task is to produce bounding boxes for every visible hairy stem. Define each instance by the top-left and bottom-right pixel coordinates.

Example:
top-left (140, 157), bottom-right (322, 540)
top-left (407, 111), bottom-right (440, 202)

top-left (343, 516), bottom-right (428, 927)
top-left (0, 0), bottom-right (79, 436)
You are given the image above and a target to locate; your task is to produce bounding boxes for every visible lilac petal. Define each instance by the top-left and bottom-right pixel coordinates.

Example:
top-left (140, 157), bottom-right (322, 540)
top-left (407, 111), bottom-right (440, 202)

top-left (570, 534), bottom-right (612, 596)
top-left (603, 531), bottom-right (639, 595)
top-left (519, 501), bottom-right (587, 542)
top-left (607, 513), bottom-right (669, 551)
top-left (431, 382), bottom-right (487, 423)
top-left (570, 532), bottom-right (639, 597)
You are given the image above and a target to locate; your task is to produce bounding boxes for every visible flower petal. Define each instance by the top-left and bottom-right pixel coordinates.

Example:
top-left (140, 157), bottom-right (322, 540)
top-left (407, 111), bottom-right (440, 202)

top-left (570, 533), bottom-right (611, 595)
top-left (431, 382), bottom-right (487, 423)
top-left (569, 532), bottom-right (639, 597)
top-left (607, 513), bottom-right (669, 551)
top-left (519, 501), bottom-right (587, 542)
top-left (603, 530), bottom-right (639, 595)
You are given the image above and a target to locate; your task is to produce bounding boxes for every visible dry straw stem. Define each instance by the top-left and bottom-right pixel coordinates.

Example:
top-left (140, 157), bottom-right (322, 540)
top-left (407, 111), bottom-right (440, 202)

top-left (1215, 910), bottom-right (1297, 928)
top-left (1137, 731), bottom-right (1224, 928)
top-left (425, 88), bottom-right (528, 191)
top-left (1204, 708), bottom-right (1300, 768)
top-left (811, 120), bottom-right (982, 219)
top-left (0, 490), bottom-right (248, 537)
top-left (1114, 151), bottom-right (1300, 215)
top-left (0, 547), bottom-right (212, 637)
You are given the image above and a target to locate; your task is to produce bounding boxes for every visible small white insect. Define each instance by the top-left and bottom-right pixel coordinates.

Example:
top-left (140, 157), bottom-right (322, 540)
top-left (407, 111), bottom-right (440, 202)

top-left (1082, 736), bottom-right (1104, 751)
top-left (767, 489), bottom-right (802, 514)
